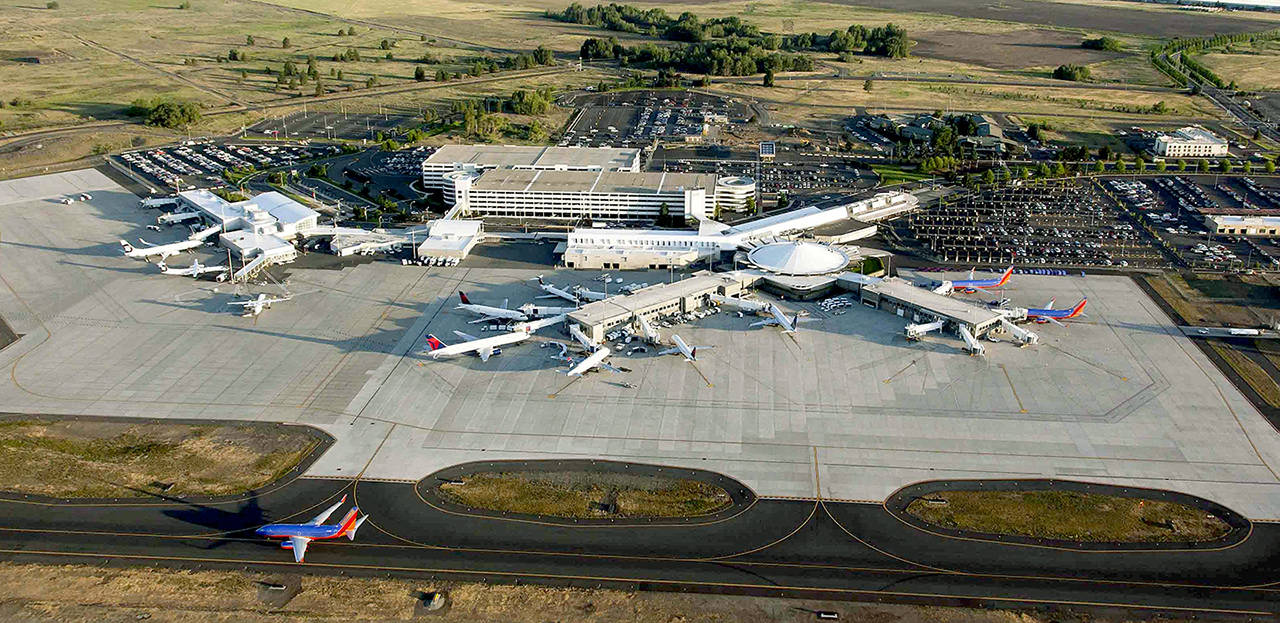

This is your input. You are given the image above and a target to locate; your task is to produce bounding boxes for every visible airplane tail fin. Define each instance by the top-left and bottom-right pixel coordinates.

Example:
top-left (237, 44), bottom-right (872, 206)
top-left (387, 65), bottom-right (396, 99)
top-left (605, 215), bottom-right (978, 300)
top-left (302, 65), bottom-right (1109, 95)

top-left (997, 266), bottom-right (1013, 286)
top-left (424, 334), bottom-right (448, 351)
top-left (691, 347), bottom-right (697, 361)
top-left (336, 507), bottom-right (362, 539)
top-left (346, 515), bottom-right (367, 540)
top-left (793, 313), bottom-right (801, 330)
top-left (1069, 299), bottom-right (1088, 318)
top-left (119, 240), bottom-right (134, 254)
top-left (458, 292), bottom-right (471, 305)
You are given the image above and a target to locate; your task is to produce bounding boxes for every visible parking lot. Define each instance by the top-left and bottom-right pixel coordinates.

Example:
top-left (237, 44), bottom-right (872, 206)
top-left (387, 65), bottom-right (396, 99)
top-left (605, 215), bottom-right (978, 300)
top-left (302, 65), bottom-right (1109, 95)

top-left (904, 180), bottom-right (1168, 268)
top-left (113, 142), bottom-right (340, 191)
top-left (562, 90), bottom-right (749, 148)
top-left (1107, 175), bottom-right (1280, 271)
top-left (651, 145), bottom-right (876, 199)
top-left (247, 111), bottom-right (413, 142)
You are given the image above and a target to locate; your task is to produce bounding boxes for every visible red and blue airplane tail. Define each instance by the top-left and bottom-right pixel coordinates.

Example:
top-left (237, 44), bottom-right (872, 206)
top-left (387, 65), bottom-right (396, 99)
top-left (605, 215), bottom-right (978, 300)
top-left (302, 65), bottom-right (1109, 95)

top-left (993, 265), bottom-right (1014, 288)
top-left (458, 292), bottom-right (471, 305)
top-left (424, 334), bottom-right (447, 351)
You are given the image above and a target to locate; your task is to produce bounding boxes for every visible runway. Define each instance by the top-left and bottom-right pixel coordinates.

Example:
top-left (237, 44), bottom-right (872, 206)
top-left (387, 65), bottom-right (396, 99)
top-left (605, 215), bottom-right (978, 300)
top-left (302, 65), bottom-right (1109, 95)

top-left (2, 476), bottom-right (1280, 616)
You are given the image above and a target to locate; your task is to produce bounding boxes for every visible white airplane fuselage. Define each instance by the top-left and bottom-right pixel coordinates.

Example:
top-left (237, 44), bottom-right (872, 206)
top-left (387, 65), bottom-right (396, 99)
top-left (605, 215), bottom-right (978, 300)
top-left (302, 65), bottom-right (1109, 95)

top-left (429, 331), bottom-right (530, 359)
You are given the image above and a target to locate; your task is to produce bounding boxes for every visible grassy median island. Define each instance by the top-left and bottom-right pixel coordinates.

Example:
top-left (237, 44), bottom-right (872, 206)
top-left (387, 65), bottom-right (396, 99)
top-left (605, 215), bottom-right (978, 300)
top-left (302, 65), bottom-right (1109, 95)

top-left (0, 419), bottom-right (319, 498)
top-left (906, 490), bottom-right (1232, 543)
top-left (437, 471), bottom-right (732, 519)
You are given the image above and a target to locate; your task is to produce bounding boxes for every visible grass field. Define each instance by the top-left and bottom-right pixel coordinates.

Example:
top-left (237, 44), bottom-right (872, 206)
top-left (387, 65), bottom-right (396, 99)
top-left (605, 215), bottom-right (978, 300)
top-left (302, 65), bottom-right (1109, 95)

top-left (871, 164), bottom-right (933, 185)
top-left (438, 471), bottom-right (732, 518)
top-left (1198, 40), bottom-right (1280, 92)
top-left (0, 419), bottom-right (318, 498)
top-left (906, 490), bottom-right (1232, 543)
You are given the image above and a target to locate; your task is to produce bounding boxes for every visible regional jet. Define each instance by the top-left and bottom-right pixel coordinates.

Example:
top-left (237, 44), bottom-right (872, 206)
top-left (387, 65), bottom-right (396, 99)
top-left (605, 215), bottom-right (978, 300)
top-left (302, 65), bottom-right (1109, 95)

top-left (228, 293), bottom-right (292, 317)
top-left (254, 494), bottom-right (367, 563)
top-left (532, 276), bottom-right (580, 303)
top-left (572, 284), bottom-right (610, 302)
top-left (658, 334), bottom-right (714, 386)
top-left (423, 329), bottom-right (530, 361)
top-left (1025, 298), bottom-right (1087, 326)
top-left (751, 303), bottom-right (803, 334)
top-left (158, 259), bottom-right (228, 280)
top-left (456, 292), bottom-right (529, 324)
top-left (120, 238), bottom-right (204, 261)
top-left (935, 266), bottom-right (1014, 294)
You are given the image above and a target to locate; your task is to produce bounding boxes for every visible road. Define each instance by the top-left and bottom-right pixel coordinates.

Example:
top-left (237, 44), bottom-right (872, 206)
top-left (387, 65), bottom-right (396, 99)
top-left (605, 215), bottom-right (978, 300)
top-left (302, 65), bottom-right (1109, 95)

top-left (2, 474), bottom-right (1280, 616)
top-left (713, 70), bottom-right (1183, 95)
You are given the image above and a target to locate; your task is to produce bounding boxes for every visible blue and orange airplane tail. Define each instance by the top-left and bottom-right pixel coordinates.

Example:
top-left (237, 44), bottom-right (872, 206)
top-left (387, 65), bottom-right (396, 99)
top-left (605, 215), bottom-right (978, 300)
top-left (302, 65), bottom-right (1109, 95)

top-left (993, 266), bottom-right (1014, 287)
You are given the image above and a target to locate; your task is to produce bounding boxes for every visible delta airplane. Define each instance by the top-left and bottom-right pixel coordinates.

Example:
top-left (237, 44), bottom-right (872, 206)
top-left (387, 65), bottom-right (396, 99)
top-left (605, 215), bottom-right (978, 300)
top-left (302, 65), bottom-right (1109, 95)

top-left (456, 292), bottom-right (529, 324)
top-left (532, 276), bottom-right (580, 303)
top-left (937, 266), bottom-right (1014, 294)
top-left (254, 495), bottom-right (366, 563)
top-left (228, 293), bottom-right (292, 317)
top-left (751, 303), bottom-right (803, 334)
top-left (1025, 298), bottom-right (1087, 326)
top-left (120, 238), bottom-right (203, 261)
top-left (424, 329), bottom-right (530, 361)
top-left (658, 334), bottom-right (714, 387)
top-left (158, 259), bottom-right (228, 280)
top-left (562, 346), bottom-right (627, 377)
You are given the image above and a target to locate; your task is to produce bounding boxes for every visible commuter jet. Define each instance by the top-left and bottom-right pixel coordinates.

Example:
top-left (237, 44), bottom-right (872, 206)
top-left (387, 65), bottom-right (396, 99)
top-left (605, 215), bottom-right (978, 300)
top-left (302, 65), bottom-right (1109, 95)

top-left (120, 238), bottom-right (203, 261)
top-left (751, 303), bottom-right (803, 334)
top-left (1025, 298), bottom-right (1088, 326)
top-left (228, 293), bottom-right (292, 317)
top-left (572, 284), bottom-right (610, 302)
top-left (424, 329), bottom-right (529, 361)
top-left (658, 334), bottom-right (714, 387)
top-left (943, 266), bottom-right (1014, 294)
top-left (456, 292), bottom-right (529, 324)
top-left (255, 495), bottom-right (366, 563)
top-left (532, 276), bottom-right (580, 303)
top-left (158, 259), bottom-right (228, 280)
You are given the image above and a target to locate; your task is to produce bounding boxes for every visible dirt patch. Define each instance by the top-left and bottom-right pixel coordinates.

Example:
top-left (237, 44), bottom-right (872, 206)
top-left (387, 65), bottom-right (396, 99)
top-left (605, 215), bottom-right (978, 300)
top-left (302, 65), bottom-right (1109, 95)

top-left (911, 28), bottom-right (1124, 70)
top-left (0, 418), bottom-right (320, 498)
top-left (0, 561), bottom-right (1207, 622)
top-left (437, 470), bottom-right (732, 519)
top-left (906, 489), bottom-right (1232, 543)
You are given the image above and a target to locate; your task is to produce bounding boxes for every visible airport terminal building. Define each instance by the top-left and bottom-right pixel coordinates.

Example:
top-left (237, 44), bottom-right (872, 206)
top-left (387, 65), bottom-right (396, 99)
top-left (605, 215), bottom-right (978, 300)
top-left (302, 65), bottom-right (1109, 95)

top-left (420, 144), bottom-right (641, 190)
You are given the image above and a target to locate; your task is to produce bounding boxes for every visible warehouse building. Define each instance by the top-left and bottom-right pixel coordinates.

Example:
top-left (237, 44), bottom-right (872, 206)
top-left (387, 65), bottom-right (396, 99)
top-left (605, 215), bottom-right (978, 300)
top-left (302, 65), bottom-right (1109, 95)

top-left (1203, 213), bottom-right (1280, 237)
top-left (1155, 126), bottom-right (1229, 158)
top-left (421, 145), bottom-right (640, 190)
top-left (452, 169), bottom-right (715, 221)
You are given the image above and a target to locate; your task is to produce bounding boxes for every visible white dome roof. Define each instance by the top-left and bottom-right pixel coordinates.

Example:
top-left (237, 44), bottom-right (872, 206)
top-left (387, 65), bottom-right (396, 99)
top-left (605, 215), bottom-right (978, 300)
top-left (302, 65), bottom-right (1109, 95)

top-left (747, 241), bottom-right (849, 276)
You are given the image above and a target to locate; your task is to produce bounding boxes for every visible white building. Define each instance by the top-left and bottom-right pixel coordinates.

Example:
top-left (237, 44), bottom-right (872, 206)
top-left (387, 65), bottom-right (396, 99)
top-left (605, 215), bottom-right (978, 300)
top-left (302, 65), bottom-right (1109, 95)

top-left (176, 189), bottom-right (318, 261)
top-left (713, 176), bottom-right (756, 213)
top-left (421, 144), bottom-right (640, 190)
top-left (1155, 126), bottom-right (1229, 158)
top-left (452, 169), bottom-right (715, 221)
top-left (1203, 214), bottom-right (1280, 237)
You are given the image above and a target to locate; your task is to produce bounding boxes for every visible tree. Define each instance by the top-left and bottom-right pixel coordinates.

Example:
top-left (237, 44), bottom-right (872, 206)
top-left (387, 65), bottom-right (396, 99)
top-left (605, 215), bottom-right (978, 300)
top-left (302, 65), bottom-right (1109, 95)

top-left (1036, 162), bottom-right (1051, 177)
top-left (1220, 159), bottom-right (1233, 174)
top-left (745, 196), bottom-right (757, 215)
top-left (46, 1), bottom-right (58, 8)
top-left (1098, 145), bottom-right (1112, 161)
top-left (380, 39), bottom-right (392, 50)
top-left (435, 68), bottom-right (447, 81)
top-left (1198, 159), bottom-right (1210, 173)
top-left (982, 169), bottom-right (995, 187)
top-left (863, 79), bottom-right (874, 92)
top-left (414, 66), bottom-right (426, 81)
top-left (1082, 36), bottom-right (1121, 51)
top-left (1267, 160), bottom-right (1277, 174)
top-left (144, 100), bottom-right (201, 128)
top-left (659, 202), bottom-right (670, 225)
top-left (1051, 64), bottom-right (1090, 82)
top-left (336, 69), bottom-right (344, 80)
top-left (533, 45), bottom-right (554, 65)
top-left (1115, 159), bottom-right (1127, 173)
top-left (763, 68), bottom-right (775, 87)
top-left (1156, 160), bottom-right (1167, 173)
top-left (1093, 159), bottom-right (1105, 173)
top-left (1017, 166), bottom-right (1030, 180)
top-left (347, 27), bottom-right (357, 36)
top-left (314, 80), bottom-right (324, 96)
top-left (1244, 161), bottom-right (1253, 174)
top-left (282, 37), bottom-right (291, 48)
top-left (238, 69), bottom-right (247, 84)
top-left (246, 35), bottom-right (255, 46)
top-left (1177, 159), bottom-right (1187, 172)
top-left (1136, 157), bottom-right (1147, 173)
top-left (178, 0), bottom-right (190, 8)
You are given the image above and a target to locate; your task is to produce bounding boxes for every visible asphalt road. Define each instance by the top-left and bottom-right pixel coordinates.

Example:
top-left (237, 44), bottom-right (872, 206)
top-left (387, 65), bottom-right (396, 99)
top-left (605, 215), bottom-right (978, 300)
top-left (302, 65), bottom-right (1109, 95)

top-left (3, 475), bottom-right (1280, 616)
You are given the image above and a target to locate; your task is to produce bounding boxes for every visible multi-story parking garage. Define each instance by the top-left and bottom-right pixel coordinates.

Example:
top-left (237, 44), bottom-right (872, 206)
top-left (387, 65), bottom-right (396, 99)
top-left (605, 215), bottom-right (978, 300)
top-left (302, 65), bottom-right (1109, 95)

top-left (452, 169), bottom-right (716, 221)
top-left (420, 144), bottom-right (640, 190)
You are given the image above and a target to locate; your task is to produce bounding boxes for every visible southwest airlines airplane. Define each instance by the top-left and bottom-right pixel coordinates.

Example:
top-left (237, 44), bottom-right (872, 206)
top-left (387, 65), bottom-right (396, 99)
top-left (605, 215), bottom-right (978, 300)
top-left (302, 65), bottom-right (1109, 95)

top-left (947, 266), bottom-right (1014, 293)
top-left (255, 495), bottom-right (366, 562)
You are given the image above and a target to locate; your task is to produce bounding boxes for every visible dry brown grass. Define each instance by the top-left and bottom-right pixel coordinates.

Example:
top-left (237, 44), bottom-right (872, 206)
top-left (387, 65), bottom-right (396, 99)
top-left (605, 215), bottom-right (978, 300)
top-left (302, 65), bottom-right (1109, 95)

top-left (1210, 342), bottom-right (1280, 408)
top-left (0, 420), bottom-right (317, 498)
top-left (438, 471), bottom-right (731, 518)
top-left (906, 490), bottom-right (1232, 543)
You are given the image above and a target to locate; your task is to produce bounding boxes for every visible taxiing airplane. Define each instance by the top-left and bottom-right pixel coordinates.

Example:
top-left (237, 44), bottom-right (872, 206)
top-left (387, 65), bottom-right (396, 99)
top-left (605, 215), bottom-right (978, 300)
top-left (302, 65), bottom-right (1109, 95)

top-left (254, 495), bottom-right (366, 563)
top-left (940, 266), bottom-right (1014, 294)
top-left (456, 292), bottom-right (529, 324)
top-left (158, 259), bottom-right (228, 280)
top-left (1025, 298), bottom-right (1087, 326)
top-left (228, 293), bottom-right (293, 317)
top-left (423, 329), bottom-right (530, 361)
top-left (120, 238), bottom-right (203, 261)
top-left (751, 303), bottom-right (803, 334)
top-left (532, 276), bottom-right (580, 303)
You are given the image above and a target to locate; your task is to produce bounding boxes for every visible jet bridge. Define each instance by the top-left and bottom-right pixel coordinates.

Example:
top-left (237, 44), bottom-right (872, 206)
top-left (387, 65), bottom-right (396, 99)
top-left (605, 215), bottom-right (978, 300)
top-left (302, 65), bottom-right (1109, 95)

top-left (904, 319), bottom-right (944, 341)
top-left (157, 211), bottom-right (201, 226)
top-left (958, 325), bottom-right (985, 356)
top-left (231, 254), bottom-right (268, 283)
top-left (188, 224), bottom-right (223, 241)
top-left (999, 318), bottom-right (1039, 346)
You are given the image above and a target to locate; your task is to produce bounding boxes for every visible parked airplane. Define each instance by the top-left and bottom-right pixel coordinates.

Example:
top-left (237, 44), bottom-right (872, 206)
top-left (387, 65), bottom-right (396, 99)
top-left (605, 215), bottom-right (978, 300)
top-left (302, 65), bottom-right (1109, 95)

top-left (751, 303), bottom-right (802, 334)
top-left (119, 238), bottom-right (203, 261)
top-left (424, 329), bottom-right (530, 361)
top-left (254, 494), bottom-right (366, 563)
top-left (1025, 298), bottom-right (1088, 326)
top-left (658, 334), bottom-right (712, 362)
top-left (562, 346), bottom-right (627, 377)
top-left (228, 293), bottom-right (292, 317)
top-left (518, 302), bottom-right (577, 318)
top-left (158, 259), bottom-right (228, 280)
top-left (456, 292), bottom-right (529, 324)
top-left (532, 276), bottom-right (579, 303)
top-left (572, 284), bottom-right (610, 302)
top-left (937, 266), bottom-right (1014, 294)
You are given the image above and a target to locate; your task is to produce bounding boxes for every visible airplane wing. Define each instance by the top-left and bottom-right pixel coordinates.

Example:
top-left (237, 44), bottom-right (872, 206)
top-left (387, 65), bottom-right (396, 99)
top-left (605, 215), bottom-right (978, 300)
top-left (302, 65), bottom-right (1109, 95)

top-left (308, 495), bottom-right (348, 525)
top-left (468, 316), bottom-right (502, 324)
top-left (657, 347), bottom-right (679, 355)
top-left (748, 319), bottom-right (774, 327)
top-left (137, 238), bottom-right (158, 248)
top-left (455, 331), bottom-right (480, 341)
top-left (288, 536), bottom-right (310, 563)
top-left (227, 300), bottom-right (252, 307)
